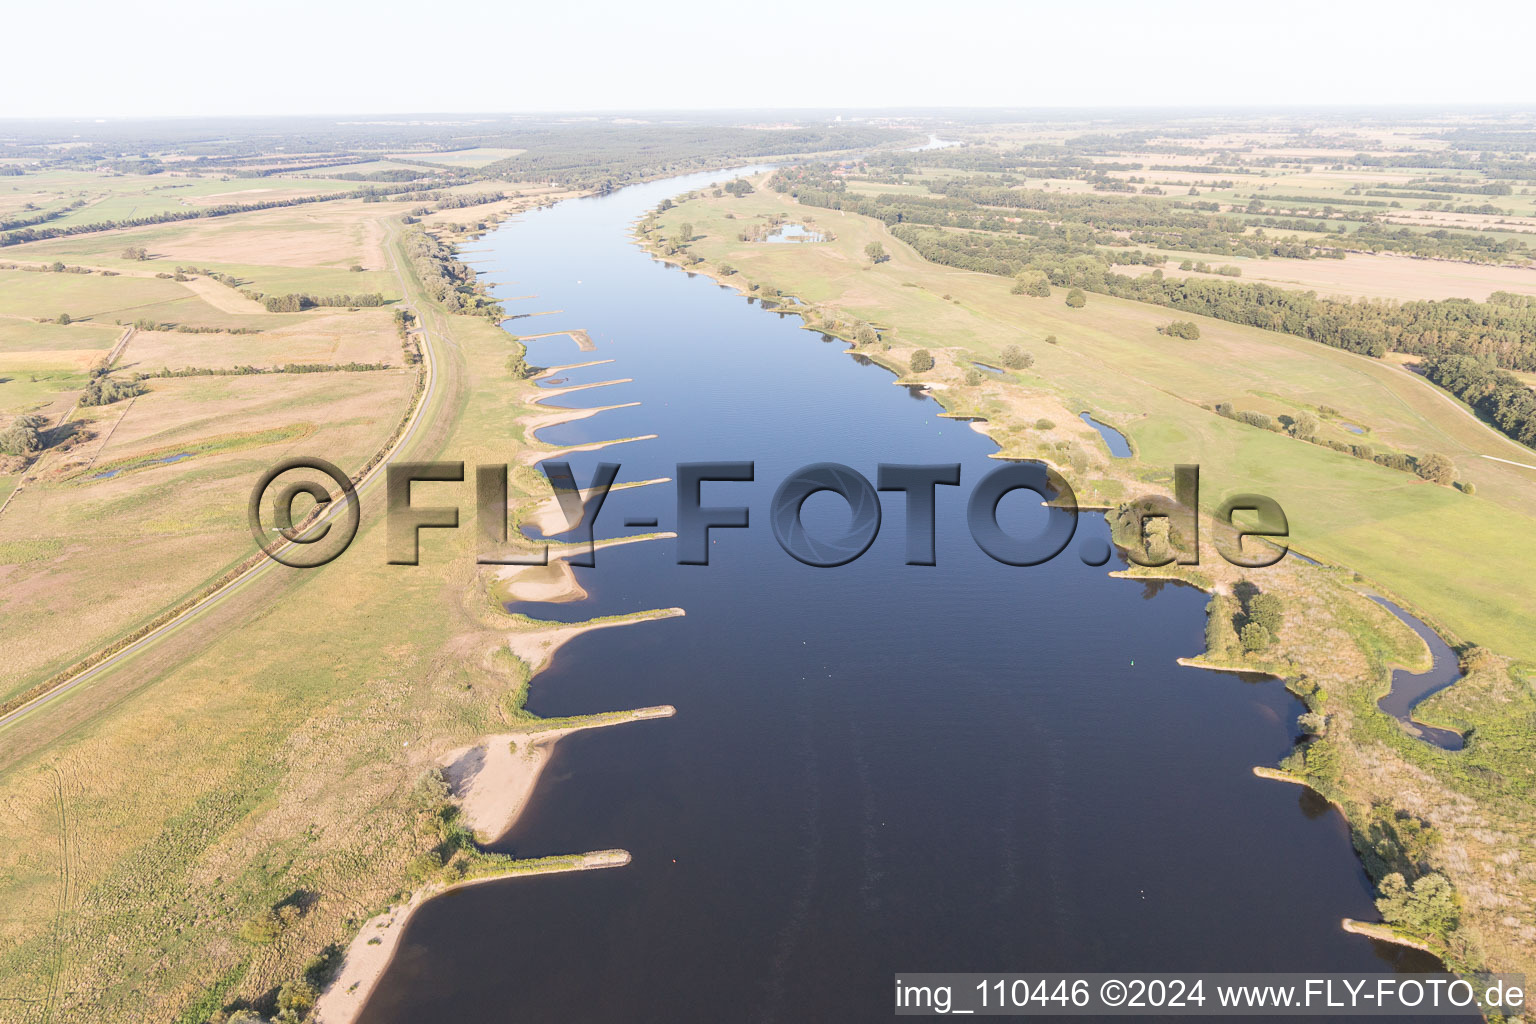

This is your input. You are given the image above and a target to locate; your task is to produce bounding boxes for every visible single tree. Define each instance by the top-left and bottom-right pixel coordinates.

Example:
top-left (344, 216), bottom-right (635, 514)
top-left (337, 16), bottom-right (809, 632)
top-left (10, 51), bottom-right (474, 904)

top-left (854, 324), bottom-right (879, 348)
top-left (1065, 288), bottom-right (1086, 308)
top-left (865, 241), bottom-right (888, 264)
top-left (909, 349), bottom-right (934, 373)
top-left (999, 344), bottom-right (1033, 370)
top-left (1247, 593), bottom-right (1284, 635)
top-left (1416, 453), bottom-right (1455, 486)
top-left (1240, 622), bottom-right (1272, 652)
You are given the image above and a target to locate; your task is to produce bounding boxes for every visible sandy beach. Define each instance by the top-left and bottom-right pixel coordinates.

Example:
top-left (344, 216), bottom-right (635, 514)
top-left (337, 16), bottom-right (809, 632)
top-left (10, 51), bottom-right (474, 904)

top-left (312, 704), bottom-right (674, 1024)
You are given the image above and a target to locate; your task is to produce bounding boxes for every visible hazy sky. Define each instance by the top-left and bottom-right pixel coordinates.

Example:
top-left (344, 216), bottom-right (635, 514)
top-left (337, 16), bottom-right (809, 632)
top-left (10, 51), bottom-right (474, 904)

top-left (5, 0), bottom-right (1532, 118)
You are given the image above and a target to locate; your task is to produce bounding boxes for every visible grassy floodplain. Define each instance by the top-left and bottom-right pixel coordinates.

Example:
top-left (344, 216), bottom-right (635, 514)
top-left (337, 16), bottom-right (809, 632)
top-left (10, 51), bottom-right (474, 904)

top-left (640, 157), bottom-right (1536, 987)
top-left (0, 153), bottom-right (683, 1023)
top-left (645, 180), bottom-right (1536, 662)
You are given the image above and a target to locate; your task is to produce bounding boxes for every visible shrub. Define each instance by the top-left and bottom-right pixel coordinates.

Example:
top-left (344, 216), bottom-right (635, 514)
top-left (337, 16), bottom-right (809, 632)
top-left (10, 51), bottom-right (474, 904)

top-left (1044, 334), bottom-right (1058, 344)
top-left (999, 344), bottom-right (1033, 370)
top-left (56, 313), bottom-right (71, 325)
top-left (1064, 288), bottom-right (1086, 308)
top-left (239, 909), bottom-right (284, 945)
top-left (909, 349), bottom-right (934, 373)
top-left (1035, 418), bottom-right (1055, 431)
top-left (274, 978), bottom-right (318, 1024)
top-left (964, 368), bottom-right (983, 386)
top-left (1460, 481), bottom-right (1475, 495)
top-left (1238, 410), bottom-right (1279, 432)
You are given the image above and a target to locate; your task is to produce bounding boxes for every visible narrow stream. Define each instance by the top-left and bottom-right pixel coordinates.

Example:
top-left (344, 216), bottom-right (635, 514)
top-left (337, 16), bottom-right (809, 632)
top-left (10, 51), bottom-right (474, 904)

top-left (1369, 598), bottom-right (1468, 751)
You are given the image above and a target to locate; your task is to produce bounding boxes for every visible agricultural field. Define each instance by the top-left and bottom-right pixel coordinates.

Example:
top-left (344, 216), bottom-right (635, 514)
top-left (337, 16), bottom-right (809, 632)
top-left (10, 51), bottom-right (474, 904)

top-left (386, 148), bottom-right (528, 167)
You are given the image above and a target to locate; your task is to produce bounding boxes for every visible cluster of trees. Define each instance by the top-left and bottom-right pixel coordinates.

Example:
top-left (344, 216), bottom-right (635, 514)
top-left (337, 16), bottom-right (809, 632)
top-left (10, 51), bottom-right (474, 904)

top-left (402, 228), bottom-right (504, 318)
top-left (1212, 401), bottom-right (1458, 484)
top-left (1421, 354), bottom-right (1536, 448)
top-left (1377, 873), bottom-right (1460, 944)
top-left (433, 191), bottom-right (506, 210)
top-left (1238, 590), bottom-right (1285, 652)
top-left (79, 374), bottom-right (145, 406)
top-left (1159, 320), bottom-right (1201, 339)
top-left (260, 292), bottom-right (386, 312)
top-left (0, 199), bottom-right (86, 233)
top-left (130, 318), bottom-right (260, 335)
top-left (1176, 259), bottom-right (1243, 276)
top-left (394, 308), bottom-right (420, 365)
top-left (723, 178), bottom-right (754, 197)
top-left (142, 362), bottom-right (391, 378)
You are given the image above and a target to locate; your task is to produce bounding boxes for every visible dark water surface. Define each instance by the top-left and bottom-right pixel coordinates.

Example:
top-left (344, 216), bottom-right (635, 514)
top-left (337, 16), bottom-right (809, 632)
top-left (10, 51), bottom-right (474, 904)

top-left (1370, 598), bottom-right (1467, 751)
top-left (360, 169), bottom-right (1442, 1023)
top-left (1079, 412), bottom-right (1133, 459)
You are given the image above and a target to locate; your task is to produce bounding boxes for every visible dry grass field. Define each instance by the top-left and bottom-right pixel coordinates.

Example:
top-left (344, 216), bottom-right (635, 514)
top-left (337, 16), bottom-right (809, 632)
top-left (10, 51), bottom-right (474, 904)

top-left (1130, 250), bottom-right (1536, 302)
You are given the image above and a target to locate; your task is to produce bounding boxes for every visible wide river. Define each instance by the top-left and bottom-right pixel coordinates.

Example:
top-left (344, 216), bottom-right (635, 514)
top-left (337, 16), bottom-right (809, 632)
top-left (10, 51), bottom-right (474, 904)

top-left (360, 169), bottom-right (1441, 1021)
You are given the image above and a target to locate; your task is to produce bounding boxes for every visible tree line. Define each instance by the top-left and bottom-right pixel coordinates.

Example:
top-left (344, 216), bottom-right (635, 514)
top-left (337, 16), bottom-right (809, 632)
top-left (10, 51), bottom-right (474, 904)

top-left (260, 293), bottom-right (386, 312)
top-left (402, 228), bottom-right (503, 318)
top-left (886, 222), bottom-right (1536, 371)
top-left (1421, 354), bottom-right (1536, 448)
top-left (0, 182), bottom-right (447, 247)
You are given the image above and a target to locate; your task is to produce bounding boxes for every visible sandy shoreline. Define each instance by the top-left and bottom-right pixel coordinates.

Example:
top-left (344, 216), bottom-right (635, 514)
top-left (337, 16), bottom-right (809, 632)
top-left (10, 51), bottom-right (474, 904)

top-left (312, 704), bottom-right (674, 1024)
top-left (312, 849), bottom-right (632, 1024)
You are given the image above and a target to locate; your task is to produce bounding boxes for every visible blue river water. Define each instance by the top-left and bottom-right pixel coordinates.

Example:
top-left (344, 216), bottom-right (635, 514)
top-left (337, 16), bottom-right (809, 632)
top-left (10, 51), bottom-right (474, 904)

top-left (358, 168), bottom-right (1446, 1022)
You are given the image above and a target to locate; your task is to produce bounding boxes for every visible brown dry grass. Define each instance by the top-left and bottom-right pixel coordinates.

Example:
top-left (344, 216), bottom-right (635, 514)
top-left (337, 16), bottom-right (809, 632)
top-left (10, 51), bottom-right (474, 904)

top-left (124, 310), bottom-right (402, 371)
top-left (1131, 252), bottom-right (1536, 302)
top-left (0, 367), bottom-right (416, 701)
